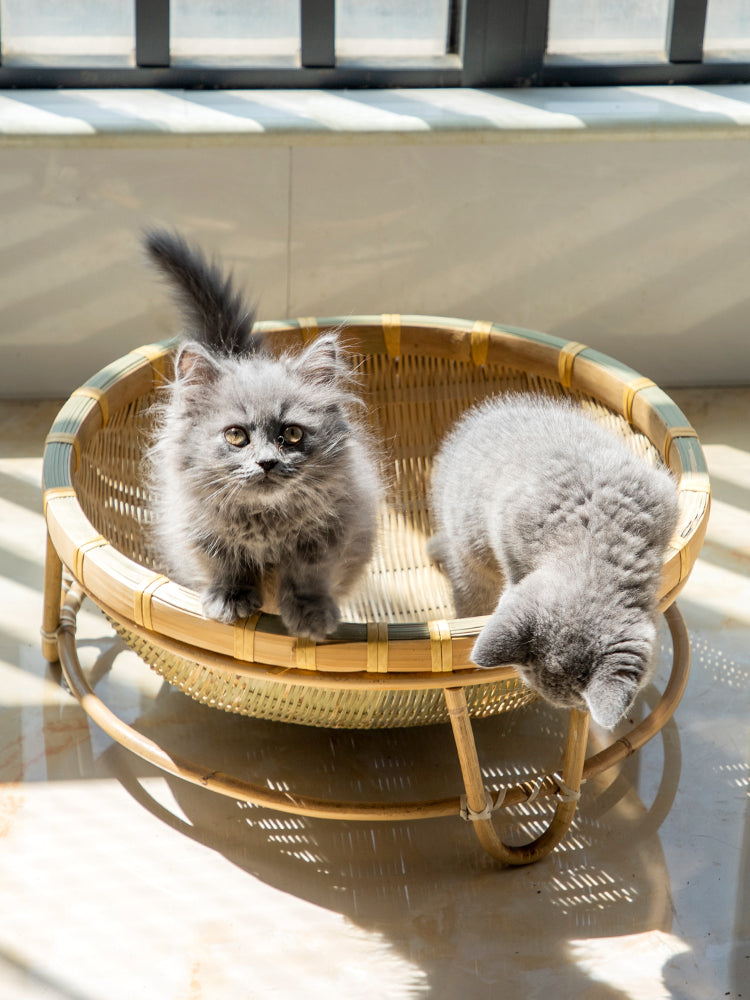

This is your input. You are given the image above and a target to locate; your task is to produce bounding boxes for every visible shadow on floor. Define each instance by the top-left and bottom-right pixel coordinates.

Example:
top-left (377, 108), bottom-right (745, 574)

top-left (45, 631), bottom-right (688, 999)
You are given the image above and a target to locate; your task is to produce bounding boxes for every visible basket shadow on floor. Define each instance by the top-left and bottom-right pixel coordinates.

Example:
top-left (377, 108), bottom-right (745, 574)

top-left (58, 620), bottom-right (678, 906)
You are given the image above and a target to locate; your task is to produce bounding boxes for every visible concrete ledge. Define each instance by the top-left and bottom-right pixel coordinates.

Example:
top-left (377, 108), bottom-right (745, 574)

top-left (2, 84), bottom-right (750, 395)
top-left (4, 84), bottom-right (750, 146)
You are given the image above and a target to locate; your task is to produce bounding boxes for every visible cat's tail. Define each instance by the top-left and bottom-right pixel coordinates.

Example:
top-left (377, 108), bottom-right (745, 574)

top-left (143, 228), bottom-right (261, 356)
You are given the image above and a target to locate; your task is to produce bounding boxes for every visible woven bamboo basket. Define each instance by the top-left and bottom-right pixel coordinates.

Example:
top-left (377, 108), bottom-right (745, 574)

top-left (42, 316), bottom-right (709, 864)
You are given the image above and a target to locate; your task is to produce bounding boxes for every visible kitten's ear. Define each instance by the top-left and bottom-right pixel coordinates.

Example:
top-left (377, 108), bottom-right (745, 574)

top-left (293, 334), bottom-right (346, 386)
top-left (585, 618), bottom-right (655, 728)
top-left (471, 600), bottom-right (531, 668)
top-left (583, 668), bottom-right (640, 730)
top-left (175, 343), bottom-right (220, 384)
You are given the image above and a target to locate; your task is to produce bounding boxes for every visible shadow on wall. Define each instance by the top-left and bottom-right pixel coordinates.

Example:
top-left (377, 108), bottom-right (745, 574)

top-left (3, 86), bottom-right (750, 394)
top-left (0, 137), bottom-right (289, 398)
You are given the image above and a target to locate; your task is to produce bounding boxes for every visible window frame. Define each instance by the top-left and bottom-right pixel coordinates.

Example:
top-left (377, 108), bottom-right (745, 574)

top-left (0, 0), bottom-right (748, 89)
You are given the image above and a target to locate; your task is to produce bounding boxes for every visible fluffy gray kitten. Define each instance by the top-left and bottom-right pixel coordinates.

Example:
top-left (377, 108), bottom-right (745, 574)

top-left (144, 229), bottom-right (381, 640)
top-left (429, 394), bottom-right (679, 728)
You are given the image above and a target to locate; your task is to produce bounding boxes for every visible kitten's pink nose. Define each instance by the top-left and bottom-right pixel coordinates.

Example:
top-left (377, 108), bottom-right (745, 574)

top-left (257, 459), bottom-right (278, 473)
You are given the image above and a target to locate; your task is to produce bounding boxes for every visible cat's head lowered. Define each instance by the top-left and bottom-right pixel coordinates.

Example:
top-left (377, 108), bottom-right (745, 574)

top-left (471, 568), bottom-right (658, 729)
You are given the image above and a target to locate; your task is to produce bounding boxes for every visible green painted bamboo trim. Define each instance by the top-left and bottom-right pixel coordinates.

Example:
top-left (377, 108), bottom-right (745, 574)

top-left (641, 394), bottom-right (696, 443)
top-left (127, 337), bottom-right (176, 357)
top-left (284, 315), bottom-right (570, 346)
top-left (295, 318), bottom-right (319, 343)
top-left (317, 314), bottom-right (476, 334)
top-left (43, 435), bottom-right (80, 474)
top-left (557, 341), bottom-right (588, 388)
top-left (574, 346), bottom-right (643, 383)
top-left (46, 393), bottom-right (101, 439)
top-left (127, 338), bottom-right (177, 385)
top-left (483, 322), bottom-right (570, 351)
top-left (250, 316), bottom-right (579, 361)
top-left (71, 386), bottom-right (109, 426)
top-left (82, 348), bottom-right (160, 394)
top-left (253, 314), bottom-right (709, 479)
top-left (42, 442), bottom-right (78, 493)
top-left (622, 377), bottom-right (657, 424)
top-left (672, 437), bottom-right (709, 480)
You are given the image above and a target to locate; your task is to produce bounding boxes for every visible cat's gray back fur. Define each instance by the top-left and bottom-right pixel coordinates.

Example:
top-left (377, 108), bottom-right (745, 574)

top-left (430, 394), bottom-right (679, 728)
top-left (144, 229), bottom-right (381, 640)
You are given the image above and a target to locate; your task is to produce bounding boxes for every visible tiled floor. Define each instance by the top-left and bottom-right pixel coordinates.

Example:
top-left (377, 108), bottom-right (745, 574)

top-left (0, 388), bottom-right (748, 1000)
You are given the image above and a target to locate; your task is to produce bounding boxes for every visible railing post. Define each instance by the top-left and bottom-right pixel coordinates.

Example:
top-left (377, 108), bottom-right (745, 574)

top-left (136, 0), bottom-right (170, 68)
top-left (301, 0), bottom-right (335, 69)
top-left (460, 0), bottom-right (548, 86)
top-left (667, 0), bottom-right (708, 63)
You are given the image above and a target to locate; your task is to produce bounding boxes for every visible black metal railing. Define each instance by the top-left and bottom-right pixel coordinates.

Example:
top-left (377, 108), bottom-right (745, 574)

top-left (0, 0), bottom-right (748, 89)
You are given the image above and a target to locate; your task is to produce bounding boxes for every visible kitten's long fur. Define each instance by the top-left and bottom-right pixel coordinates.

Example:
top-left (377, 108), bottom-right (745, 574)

top-left (429, 395), bottom-right (679, 728)
top-left (143, 229), bottom-right (381, 640)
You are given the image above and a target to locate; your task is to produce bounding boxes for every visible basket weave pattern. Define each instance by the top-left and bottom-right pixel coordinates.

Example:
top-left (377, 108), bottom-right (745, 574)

top-left (43, 317), bottom-right (710, 729)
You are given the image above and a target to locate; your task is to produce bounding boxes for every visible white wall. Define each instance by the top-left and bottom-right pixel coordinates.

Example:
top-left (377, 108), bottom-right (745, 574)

top-left (2, 86), bottom-right (750, 396)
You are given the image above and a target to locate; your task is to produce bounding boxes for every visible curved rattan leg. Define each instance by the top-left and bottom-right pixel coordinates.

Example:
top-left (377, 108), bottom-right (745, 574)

top-left (444, 604), bottom-right (690, 864)
top-left (445, 685), bottom-right (589, 865)
top-left (55, 585), bottom-right (460, 823)
top-left (41, 531), bottom-right (63, 663)
top-left (53, 585), bottom-right (691, 860)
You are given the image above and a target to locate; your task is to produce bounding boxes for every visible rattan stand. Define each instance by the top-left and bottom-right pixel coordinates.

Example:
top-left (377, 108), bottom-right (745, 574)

top-left (41, 315), bottom-right (707, 865)
top-left (47, 577), bottom-right (690, 866)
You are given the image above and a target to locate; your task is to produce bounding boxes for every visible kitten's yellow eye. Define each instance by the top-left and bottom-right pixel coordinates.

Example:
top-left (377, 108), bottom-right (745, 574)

top-left (281, 425), bottom-right (304, 445)
top-left (224, 426), bottom-right (249, 447)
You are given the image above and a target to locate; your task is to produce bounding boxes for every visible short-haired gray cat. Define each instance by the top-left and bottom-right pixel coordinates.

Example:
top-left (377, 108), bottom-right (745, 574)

top-left (144, 229), bottom-right (381, 641)
top-left (429, 394), bottom-right (679, 728)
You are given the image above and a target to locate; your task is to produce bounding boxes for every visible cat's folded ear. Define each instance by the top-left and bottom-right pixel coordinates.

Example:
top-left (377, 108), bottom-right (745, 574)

top-left (175, 342), bottom-right (221, 384)
top-left (584, 619), bottom-right (655, 728)
top-left (583, 667), bottom-right (641, 729)
top-left (293, 334), bottom-right (347, 386)
top-left (471, 599), bottom-right (530, 668)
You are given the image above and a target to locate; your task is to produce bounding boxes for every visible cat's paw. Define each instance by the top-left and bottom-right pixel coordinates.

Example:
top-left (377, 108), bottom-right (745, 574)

top-left (280, 590), bottom-right (341, 642)
top-left (201, 585), bottom-right (262, 624)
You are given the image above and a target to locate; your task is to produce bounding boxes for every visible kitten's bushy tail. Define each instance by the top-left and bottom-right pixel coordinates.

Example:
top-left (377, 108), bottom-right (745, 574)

top-left (144, 228), bottom-right (260, 356)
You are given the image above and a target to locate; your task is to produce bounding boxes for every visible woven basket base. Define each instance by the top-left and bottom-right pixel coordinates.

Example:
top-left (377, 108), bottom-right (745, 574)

top-left (109, 618), bottom-right (536, 729)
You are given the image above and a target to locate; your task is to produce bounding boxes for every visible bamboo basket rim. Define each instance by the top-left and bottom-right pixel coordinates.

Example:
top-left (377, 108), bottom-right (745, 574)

top-left (42, 314), bottom-right (711, 680)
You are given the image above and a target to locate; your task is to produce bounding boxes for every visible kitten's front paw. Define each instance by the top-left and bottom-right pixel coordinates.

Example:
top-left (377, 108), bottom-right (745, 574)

top-left (280, 590), bottom-right (341, 642)
top-left (201, 585), bottom-right (262, 624)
